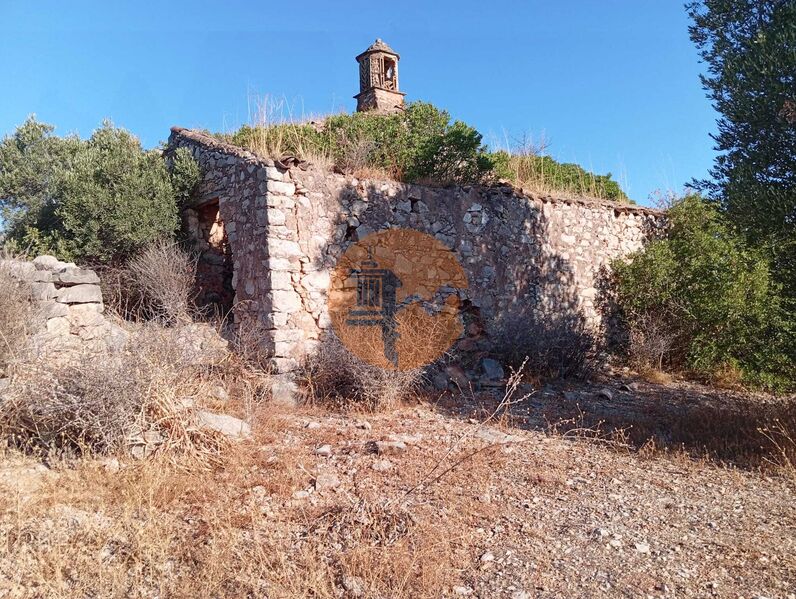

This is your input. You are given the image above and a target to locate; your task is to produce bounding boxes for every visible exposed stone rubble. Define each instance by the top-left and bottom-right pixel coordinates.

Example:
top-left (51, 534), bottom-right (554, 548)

top-left (167, 127), bottom-right (666, 399)
top-left (2, 255), bottom-right (127, 355)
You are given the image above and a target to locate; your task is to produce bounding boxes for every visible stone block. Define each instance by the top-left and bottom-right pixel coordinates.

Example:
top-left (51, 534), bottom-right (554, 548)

top-left (33, 255), bottom-right (75, 272)
top-left (197, 411), bottom-right (251, 438)
top-left (272, 357), bottom-right (299, 373)
top-left (266, 257), bottom-right (301, 272)
top-left (268, 289), bottom-right (302, 313)
top-left (301, 270), bottom-right (330, 293)
top-left (273, 340), bottom-right (299, 358)
top-left (31, 282), bottom-right (57, 301)
top-left (46, 316), bottom-right (71, 335)
top-left (266, 180), bottom-right (296, 196)
top-left (268, 270), bottom-right (293, 291)
top-left (267, 208), bottom-right (286, 226)
top-left (31, 270), bottom-right (52, 283)
top-left (67, 304), bottom-right (106, 328)
top-left (56, 284), bottom-right (103, 304)
top-left (271, 376), bottom-right (299, 406)
top-left (272, 329), bottom-right (304, 343)
top-left (39, 300), bottom-right (69, 320)
top-left (266, 238), bottom-right (302, 259)
top-left (56, 267), bottom-right (101, 286)
top-left (265, 166), bottom-right (284, 181)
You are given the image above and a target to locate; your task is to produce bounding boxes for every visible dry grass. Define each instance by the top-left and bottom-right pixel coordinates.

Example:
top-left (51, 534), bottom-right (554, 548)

top-left (239, 94), bottom-right (335, 170)
top-left (0, 404), bottom-right (487, 599)
top-left (665, 397), bottom-right (796, 475)
top-left (637, 366), bottom-right (673, 385)
top-left (538, 378), bottom-right (796, 477)
top-left (0, 322), bottom-right (264, 460)
top-left (1, 373), bottom-right (795, 597)
top-left (0, 255), bottom-right (38, 375)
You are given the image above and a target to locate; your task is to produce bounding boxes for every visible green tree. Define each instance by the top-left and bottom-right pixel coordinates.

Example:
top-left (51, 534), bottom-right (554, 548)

top-left (613, 195), bottom-right (794, 389)
top-left (0, 117), bottom-right (80, 241)
top-left (687, 0), bottom-right (796, 294)
top-left (0, 118), bottom-right (198, 263)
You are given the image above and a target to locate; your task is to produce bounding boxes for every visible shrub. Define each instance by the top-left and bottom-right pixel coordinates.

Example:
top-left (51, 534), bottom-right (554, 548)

top-left (228, 102), bottom-right (499, 185)
top-left (127, 241), bottom-right (198, 324)
top-left (228, 102), bottom-right (629, 198)
top-left (492, 312), bottom-right (597, 380)
top-left (0, 118), bottom-right (199, 264)
top-left (490, 150), bottom-right (628, 201)
top-left (302, 334), bottom-right (421, 411)
top-left (612, 195), bottom-right (794, 390)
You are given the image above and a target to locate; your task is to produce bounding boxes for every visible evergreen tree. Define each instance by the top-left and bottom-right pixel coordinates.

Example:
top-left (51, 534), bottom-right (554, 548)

top-left (687, 0), bottom-right (796, 294)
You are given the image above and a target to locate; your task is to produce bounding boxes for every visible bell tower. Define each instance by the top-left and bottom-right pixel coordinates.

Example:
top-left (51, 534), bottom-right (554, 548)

top-left (354, 39), bottom-right (406, 114)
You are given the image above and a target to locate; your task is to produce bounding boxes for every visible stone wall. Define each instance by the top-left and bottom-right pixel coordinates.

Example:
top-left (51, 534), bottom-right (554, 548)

top-left (167, 128), bottom-right (665, 377)
top-left (2, 255), bottom-right (126, 356)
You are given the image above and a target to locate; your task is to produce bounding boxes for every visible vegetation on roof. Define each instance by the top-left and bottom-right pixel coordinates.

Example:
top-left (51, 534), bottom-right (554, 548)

top-left (219, 101), bottom-right (630, 202)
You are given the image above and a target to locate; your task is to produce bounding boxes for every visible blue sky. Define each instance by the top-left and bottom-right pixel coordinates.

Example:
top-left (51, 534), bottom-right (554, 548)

top-left (0, 1), bottom-right (717, 205)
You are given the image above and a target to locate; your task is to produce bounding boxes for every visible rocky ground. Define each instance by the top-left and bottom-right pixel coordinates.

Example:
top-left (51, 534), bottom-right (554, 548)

top-left (0, 372), bottom-right (794, 598)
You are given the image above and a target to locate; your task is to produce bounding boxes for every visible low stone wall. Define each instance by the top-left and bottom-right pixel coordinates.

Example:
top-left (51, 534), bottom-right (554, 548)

top-left (2, 255), bottom-right (126, 355)
top-left (168, 127), bottom-right (665, 380)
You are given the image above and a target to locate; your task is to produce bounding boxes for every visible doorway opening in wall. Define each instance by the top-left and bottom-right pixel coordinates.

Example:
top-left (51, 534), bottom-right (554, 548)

top-left (193, 199), bottom-right (234, 319)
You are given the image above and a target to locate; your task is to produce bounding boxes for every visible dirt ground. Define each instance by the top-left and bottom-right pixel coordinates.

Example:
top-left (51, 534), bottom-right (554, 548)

top-left (0, 371), bottom-right (794, 598)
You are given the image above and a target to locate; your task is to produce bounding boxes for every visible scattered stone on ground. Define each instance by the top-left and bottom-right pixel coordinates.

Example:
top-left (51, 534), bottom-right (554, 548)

top-left (196, 411), bottom-right (251, 438)
top-left (315, 444), bottom-right (333, 457)
top-left (0, 375), bottom-right (794, 598)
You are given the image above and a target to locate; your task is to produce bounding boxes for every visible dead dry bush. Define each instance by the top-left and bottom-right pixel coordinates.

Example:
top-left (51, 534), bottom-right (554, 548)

top-left (0, 258), bottom-right (37, 373)
top-left (302, 334), bottom-right (421, 411)
top-left (494, 312), bottom-right (597, 380)
top-left (333, 129), bottom-right (377, 173)
top-left (0, 324), bottom-right (233, 457)
top-left (302, 499), bottom-right (459, 597)
top-left (95, 261), bottom-right (145, 320)
top-left (4, 351), bottom-right (152, 452)
top-left (625, 312), bottom-right (678, 371)
top-left (128, 240), bottom-right (198, 324)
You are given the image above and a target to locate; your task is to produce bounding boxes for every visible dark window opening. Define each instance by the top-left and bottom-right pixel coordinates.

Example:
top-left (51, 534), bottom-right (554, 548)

top-left (383, 57), bottom-right (396, 90)
top-left (193, 200), bottom-right (235, 319)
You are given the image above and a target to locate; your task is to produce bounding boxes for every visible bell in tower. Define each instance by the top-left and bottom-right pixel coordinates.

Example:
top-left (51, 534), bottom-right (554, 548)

top-left (354, 39), bottom-right (406, 114)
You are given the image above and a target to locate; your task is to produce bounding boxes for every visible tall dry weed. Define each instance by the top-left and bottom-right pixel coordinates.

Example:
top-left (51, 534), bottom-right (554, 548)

top-left (128, 240), bottom-right (198, 324)
top-left (0, 256), bottom-right (38, 374)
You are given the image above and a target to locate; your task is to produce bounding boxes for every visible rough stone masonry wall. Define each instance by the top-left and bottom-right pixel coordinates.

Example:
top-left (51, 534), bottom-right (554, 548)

top-left (1, 255), bottom-right (127, 357)
top-left (168, 128), bottom-right (665, 375)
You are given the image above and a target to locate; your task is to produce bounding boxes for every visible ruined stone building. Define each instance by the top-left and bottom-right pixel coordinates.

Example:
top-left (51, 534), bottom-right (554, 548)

top-left (167, 41), bottom-right (664, 392)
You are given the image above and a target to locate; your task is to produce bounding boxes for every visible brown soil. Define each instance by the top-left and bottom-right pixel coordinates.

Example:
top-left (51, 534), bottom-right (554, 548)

top-left (0, 373), bottom-right (794, 598)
